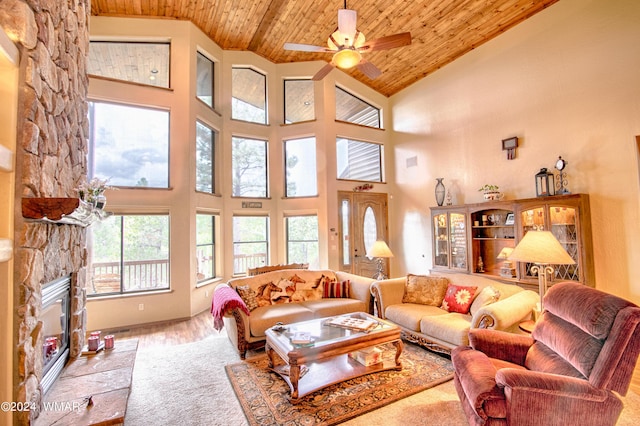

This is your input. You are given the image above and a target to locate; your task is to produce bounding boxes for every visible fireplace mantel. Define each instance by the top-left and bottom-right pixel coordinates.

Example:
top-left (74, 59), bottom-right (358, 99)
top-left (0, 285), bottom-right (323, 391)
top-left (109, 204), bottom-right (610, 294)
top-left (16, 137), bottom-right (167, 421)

top-left (22, 198), bottom-right (110, 227)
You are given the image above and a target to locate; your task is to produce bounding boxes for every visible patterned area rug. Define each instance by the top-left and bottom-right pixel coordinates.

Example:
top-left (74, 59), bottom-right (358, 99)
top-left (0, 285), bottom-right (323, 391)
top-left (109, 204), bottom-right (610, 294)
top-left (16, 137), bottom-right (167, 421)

top-left (225, 342), bottom-right (454, 426)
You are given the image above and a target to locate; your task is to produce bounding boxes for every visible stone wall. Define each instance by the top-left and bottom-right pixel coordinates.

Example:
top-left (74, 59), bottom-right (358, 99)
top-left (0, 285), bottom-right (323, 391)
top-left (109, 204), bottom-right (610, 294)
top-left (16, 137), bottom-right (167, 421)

top-left (0, 0), bottom-right (90, 423)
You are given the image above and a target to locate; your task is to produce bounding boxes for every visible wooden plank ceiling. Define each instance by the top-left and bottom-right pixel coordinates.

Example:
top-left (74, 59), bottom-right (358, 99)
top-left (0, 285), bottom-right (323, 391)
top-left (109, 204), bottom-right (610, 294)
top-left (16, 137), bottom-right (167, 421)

top-left (91, 0), bottom-right (560, 97)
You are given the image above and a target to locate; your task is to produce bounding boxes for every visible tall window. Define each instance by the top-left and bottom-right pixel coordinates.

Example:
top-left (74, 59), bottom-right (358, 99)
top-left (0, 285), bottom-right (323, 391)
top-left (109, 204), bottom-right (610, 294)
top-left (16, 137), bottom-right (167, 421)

top-left (232, 67), bottom-right (267, 124)
top-left (89, 214), bottom-right (170, 296)
top-left (335, 86), bottom-right (381, 128)
top-left (284, 79), bottom-right (314, 123)
top-left (233, 216), bottom-right (269, 274)
top-left (88, 41), bottom-right (170, 88)
top-left (286, 215), bottom-right (320, 269)
top-left (89, 101), bottom-right (170, 188)
top-left (336, 138), bottom-right (383, 182)
top-left (196, 214), bottom-right (216, 282)
top-left (196, 52), bottom-right (214, 107)
top-left (232, 136), bottom-right (268, 198)
top-left (196, 121), bottom-right (216, 193)
top-left (284, 137), bottom-right (317, 197)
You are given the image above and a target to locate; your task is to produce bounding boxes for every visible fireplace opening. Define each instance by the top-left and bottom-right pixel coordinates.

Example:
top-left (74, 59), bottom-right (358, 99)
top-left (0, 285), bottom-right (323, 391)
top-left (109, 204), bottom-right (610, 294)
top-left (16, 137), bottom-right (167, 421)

top-left (41, 275), bottom-right (71, 394)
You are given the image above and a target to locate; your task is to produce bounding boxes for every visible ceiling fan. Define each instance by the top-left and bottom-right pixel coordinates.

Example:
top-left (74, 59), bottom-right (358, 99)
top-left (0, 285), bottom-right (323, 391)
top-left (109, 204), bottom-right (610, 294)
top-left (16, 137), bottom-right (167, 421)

top-left (283, 2), bottom-right (411, 81)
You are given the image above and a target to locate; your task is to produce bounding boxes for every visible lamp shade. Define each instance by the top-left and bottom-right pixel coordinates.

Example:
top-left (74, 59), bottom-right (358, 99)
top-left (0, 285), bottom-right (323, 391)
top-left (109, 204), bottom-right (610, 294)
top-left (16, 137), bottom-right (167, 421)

top-left (366, 240), bottom-right (394, 258)
top-left (497, 247), bottom-right (514, 260)
top-left (508, 230), bottom-right (575, 265)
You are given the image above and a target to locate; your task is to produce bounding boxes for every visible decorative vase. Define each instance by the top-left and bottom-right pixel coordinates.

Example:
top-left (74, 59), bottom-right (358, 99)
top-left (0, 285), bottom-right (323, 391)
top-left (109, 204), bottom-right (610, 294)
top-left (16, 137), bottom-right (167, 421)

top-left (435, 178), bottom-right (445, 206)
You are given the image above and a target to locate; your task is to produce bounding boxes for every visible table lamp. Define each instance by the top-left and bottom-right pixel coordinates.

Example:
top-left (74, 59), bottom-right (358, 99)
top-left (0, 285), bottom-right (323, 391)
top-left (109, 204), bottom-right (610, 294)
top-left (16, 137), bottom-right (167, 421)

top-left (497, 247), bottom-right (515, 278)
top-left (366, 240), bottom-right (394, 280)
top-left (508, 229), bottom-right (575, 311)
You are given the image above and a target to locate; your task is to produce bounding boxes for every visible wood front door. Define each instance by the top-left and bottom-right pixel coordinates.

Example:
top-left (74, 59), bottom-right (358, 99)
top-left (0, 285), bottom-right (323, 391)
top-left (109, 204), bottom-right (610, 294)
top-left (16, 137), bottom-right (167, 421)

top-left (338, 191), bottom-right (389, 277)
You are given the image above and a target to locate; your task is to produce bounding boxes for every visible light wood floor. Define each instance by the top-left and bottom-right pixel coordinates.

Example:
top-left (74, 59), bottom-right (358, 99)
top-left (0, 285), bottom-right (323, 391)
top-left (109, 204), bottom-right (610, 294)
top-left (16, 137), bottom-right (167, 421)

top-left (103, 310), bottom-right (217, 350)
top-left (104, 310), bottom-right (640, 395)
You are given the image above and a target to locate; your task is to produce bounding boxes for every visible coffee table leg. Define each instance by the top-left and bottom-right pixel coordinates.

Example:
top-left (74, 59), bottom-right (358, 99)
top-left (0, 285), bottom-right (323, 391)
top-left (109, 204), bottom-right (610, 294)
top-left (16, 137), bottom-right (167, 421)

top-left (266, 342), bottom-right (275, 368)
top-left (392, 340), bottom-right (403, 370)
top-left (289, 361), bottom-right (300, 401)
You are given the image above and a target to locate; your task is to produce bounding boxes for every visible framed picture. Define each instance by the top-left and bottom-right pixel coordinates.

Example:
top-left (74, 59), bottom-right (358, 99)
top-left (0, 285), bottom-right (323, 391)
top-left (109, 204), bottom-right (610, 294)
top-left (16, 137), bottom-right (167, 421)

top-left (505, 213), bottom-right (515, 225)
top-left (502, 137), bottom-right (518, 150)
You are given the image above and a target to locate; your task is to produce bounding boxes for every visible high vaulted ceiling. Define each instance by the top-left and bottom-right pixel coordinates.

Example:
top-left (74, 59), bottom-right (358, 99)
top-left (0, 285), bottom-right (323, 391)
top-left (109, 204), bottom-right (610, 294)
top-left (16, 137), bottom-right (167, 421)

top-left (91, 0), bottom-right (560, 97)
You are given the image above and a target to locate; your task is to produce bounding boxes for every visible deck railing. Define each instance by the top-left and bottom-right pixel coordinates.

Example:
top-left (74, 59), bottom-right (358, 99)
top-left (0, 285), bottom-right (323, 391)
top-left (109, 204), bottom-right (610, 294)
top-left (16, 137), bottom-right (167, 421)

top-left (91, 253), bottom-right (268, 294)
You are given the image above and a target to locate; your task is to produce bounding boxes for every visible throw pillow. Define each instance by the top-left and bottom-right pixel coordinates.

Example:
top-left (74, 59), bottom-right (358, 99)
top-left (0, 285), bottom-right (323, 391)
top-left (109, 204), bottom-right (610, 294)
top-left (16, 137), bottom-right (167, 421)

top-left (323, 279), bottom-right (350, 298)
top-left (469, 286), bottom-right (501, 316)
top-left (402, 274), bottom-right (450, 306)
top-left (289, 275), bottom-right (324, 302)
top-left (236, 285), bottom-right (258, 311)
top-left (441, 284), bottom-right (478, 314)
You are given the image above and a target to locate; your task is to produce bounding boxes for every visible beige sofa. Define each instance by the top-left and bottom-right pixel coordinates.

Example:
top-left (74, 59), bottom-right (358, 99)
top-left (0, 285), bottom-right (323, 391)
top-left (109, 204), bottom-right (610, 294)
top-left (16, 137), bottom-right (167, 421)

top-left (217, 269), bottom-right (375, 358)
top-left (371, 272), bottom-right (539, 354)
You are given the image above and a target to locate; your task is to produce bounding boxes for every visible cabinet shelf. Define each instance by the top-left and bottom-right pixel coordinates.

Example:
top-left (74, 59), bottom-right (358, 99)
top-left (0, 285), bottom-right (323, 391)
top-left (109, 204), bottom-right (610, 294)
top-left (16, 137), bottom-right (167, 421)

top-left (473, 237), bottom-right (515, 241)
top-left (22, 198), bottom-right (110, 227)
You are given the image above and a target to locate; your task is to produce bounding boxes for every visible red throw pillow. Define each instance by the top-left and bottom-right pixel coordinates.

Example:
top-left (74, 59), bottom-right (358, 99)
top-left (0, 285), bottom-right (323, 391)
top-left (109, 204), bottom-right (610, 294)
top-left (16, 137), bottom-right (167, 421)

top-left (441, 284), bottom-right (478, 314)
top-left (323, 279), bottom-right (350, 298)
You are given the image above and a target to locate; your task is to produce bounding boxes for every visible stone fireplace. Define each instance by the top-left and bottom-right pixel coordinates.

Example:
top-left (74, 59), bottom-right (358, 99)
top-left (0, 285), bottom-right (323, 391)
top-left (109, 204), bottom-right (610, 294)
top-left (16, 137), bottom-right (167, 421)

top-left (1, 0), bottom-right (91, 423)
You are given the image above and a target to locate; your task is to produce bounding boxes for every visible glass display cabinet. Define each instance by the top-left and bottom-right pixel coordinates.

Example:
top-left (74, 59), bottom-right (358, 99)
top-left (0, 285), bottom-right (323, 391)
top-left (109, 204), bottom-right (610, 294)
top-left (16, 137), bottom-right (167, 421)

top-left (431, 209), bottom-right (468, 272)
top-left (515, 194), bottom-right (594, 287)
top-left (430, 194), bottom-right (593, 288)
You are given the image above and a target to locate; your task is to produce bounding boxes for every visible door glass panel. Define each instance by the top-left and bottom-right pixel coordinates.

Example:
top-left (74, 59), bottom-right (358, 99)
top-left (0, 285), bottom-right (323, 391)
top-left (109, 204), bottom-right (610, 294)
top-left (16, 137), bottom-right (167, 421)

top-left (434, 214), bottom-right (448, 267)
top-left (450, 213), bottom-right (467, 269)
top-left (550, 206), bottom-right (579, 281)
top-left (341, 200), bottom-right (350, 265)
top-left (520, 207), bottom-right (546, 278)
top-left (363, 206), bottom-right (377, 257)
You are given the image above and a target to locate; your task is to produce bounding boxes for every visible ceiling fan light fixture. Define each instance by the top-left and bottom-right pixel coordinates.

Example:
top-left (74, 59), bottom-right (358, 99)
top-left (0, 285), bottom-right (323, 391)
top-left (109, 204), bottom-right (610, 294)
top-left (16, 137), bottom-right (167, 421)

top-left (333, 48), bottom-right (361, 69)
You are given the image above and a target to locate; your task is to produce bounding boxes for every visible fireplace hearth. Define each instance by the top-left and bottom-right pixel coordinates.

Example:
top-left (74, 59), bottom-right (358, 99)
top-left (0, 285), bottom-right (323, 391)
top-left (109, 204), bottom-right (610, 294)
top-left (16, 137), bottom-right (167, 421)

top-left (40, 276), bottom-right (71, 394)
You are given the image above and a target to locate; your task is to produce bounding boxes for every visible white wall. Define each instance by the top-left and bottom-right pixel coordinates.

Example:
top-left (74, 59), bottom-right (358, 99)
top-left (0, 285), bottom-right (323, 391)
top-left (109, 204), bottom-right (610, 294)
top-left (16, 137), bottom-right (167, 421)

top-left (86, 17), bottom-right (391, 330)
top-left (389, 0), bottom-right (640, 303)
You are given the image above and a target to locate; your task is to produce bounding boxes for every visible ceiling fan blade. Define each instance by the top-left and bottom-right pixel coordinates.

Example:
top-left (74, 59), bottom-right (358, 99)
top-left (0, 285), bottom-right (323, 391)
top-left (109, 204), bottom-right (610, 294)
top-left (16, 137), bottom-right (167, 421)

top-left (338, 9), bottom-right (357, 43)
top-left (357, 60), bottom-right (382, 80)
top-left (284, 42), bottom-right (331, 53)
top-left (312, 62), bottom-right (335, 81)
top-left (358, 32), bottom-right (411, 52)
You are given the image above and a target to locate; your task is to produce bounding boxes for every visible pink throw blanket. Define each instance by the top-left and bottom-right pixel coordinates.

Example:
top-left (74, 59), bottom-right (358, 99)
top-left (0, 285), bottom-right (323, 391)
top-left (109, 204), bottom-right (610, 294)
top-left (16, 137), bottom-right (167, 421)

top-left (211, 286), bottom-right (250, 331)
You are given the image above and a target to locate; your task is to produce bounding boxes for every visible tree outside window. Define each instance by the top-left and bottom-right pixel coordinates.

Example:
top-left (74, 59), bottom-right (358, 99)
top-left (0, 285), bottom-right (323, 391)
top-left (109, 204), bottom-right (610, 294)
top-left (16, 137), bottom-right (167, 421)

top-left (286, 215), bottom-right (320, 269)
top-left (196, 214), bottom-right (216, 282)
top-left (196, 121), bottom-right (216, 193)
top-left (232, 136), bottom-right (268, 198)
top-left (89, 214), bottom-right (170, 296)
top-left (233, 216), bottom-right (268, 274)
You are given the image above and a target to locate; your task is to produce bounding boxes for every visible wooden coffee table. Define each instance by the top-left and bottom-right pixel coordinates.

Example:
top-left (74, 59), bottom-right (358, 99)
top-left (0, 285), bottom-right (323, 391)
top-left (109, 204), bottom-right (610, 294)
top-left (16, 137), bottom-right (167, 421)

top-left (265, 312), bottom-right (403, 403)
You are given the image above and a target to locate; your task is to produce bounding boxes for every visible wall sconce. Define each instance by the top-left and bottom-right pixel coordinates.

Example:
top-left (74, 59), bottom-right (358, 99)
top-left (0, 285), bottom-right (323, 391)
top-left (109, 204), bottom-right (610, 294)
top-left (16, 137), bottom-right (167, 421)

top-left (535, 168), bottom-right (555, 197)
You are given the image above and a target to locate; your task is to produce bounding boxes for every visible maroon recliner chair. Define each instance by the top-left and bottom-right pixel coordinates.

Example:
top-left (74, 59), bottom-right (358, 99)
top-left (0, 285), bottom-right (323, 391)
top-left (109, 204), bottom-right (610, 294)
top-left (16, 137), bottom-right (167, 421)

top-left (452, 282), bottom-right (640, 426)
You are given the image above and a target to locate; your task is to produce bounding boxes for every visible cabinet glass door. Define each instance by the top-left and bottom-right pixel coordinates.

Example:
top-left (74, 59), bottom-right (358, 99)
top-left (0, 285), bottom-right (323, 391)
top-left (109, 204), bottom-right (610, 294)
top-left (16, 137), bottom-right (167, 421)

top-left (550, 206), bottom-right (579, 281)
top-left (433, 213), bottom-right (448, 267)
top-left (450, 213), bottom-right (467, 270)
top-left (519, 207), bottom-right (545, 279)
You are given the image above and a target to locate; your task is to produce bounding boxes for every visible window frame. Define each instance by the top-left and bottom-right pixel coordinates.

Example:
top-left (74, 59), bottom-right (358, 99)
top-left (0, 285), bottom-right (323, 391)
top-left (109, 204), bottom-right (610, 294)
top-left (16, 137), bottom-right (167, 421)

top-left (284, 136), bottom-right (318, 198)
top-left (231, 66), bottom-right (268, 125)
top-left (88, 40), bottom-right (171, 88)
top-left (231, 135), bottom-right (269, 198)
top-left (195, 120), bottom-right (217, 194)
top-left (335, 137), bottom-right (384, 183)
top-left (285, 214), bottom-right (320, 269)
top-left (335, 85), bottom-right (382, 129)
top-left (88, 99), bottom-right (171, 189)
top-left (196, 213), bottom-right (217, 284)
top-left (232, 215), bottom-right (270, 275)
top-left (283, 79), bottom-right (315, 124)
top-left (88, 213), bottom-right (171, 297)
top-left (196, 51), bottom-right (215, 108)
